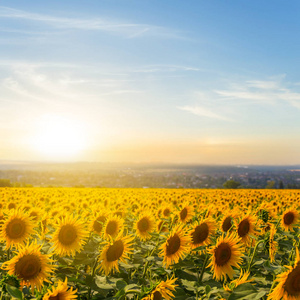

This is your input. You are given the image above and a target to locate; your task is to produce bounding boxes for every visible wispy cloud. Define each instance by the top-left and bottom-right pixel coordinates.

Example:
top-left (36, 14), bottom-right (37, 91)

top-left (0, 6), bottom-right (184, 39)
top-left (178, 105), bottom-right (232, 121)
top-left (131, 64), bottom-right (200, 74)
top-left (179, 76), bottom-right (300, 121)
top-left (216, 78), bottom-right (300, 108)
top-left (0, 62), bottom-right (143, 109)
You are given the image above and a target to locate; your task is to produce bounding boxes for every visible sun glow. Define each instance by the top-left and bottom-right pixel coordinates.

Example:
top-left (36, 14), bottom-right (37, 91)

top-left (32, 114), bottom-right (87, 160)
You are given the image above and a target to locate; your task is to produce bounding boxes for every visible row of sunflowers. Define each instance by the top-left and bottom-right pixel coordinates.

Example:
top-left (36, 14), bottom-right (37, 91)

top-left (0, 188), bottom-right (299, 300)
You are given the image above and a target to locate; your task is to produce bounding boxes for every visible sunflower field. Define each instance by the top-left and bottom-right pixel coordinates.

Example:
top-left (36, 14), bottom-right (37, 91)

top-left (0, 187), bottom-right (299, 300)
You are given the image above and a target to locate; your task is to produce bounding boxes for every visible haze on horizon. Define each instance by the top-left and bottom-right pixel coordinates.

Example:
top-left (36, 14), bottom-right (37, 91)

top-left (1, 1), bottom-right (300, 165)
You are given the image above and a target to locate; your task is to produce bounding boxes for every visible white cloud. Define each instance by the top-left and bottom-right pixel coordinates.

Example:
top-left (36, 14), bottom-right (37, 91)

top-left (0, 6), bottom-right (184, 39)
top-left (179, 76), bottom-right (300, 121)
top-left (216, 78), bottom-right (300, 108)
top-left (178, 105), bottom-right (232, 121)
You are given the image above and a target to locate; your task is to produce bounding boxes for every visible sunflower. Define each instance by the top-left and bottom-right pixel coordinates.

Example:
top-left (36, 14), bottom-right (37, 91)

top-left (2, 242), bottom-right (54, 290)
top-left (281, 209), bottom-right (299, 232)
top-left (0, 210), bottom-right (36, 249)
top-left (189, 218), bottom-right (216, 250)
top-left (141, 277), bottom-right (178, 300)
top-left (207, 233), bottom-right (243, 281)
top-left (178, 204), bottom-right (194, 223)
top-left (160, 225), bottom-right (190, 268)
top-left (135, 213), bottom-right (155, 241)
top-left (223, 270), bottom-right (252, 292)
top-left (43, 278), bottom-right (77, 300)
top-left (28, 207), bottom-right (43, 222)
top-left (162, 206), bottom-right (173, 218)
top-left (157, 220), bottom-right (168, 233)
top-left (236, 215), bottom-right (256, 246)
top-left (102, 215), bottom-right (124, 239)
top-left (90, 213), bottom-right (107, 235)
top-left (220, 211), bottom-right (237, 233)
top-left (51, 215), bottom-right (88, 257)
top-left (268, 249), bottom-right (300, 300)
top-left (99, 234), bottom-right (134, 275)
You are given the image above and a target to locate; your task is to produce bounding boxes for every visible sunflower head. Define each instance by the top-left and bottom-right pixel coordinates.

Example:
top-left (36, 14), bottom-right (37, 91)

top-left (135, 213), bottom-right (155, 241)
top-left (51, 215), bottom-right (88, 257)
top-left (141, 277), bottom-right (178, 300)
top-left (99, 234), bottom-right (134, 275)
top-left (268, 253), bottom-right (300, 300)
top-left (220, 211), bottom-right (237, 233)
top-left (207, 233), bottom-right (243, 281)
top-left (189, 218), bottom-right (216, 250)
top-left (160, 226), bottom-right (190, 268)
top-left (223, 270), bottom-right (252, 292)
top-left (102, 215), bottom-right (124, 240)
top-left (0, 210), bottom-right (36, 249)
top-left (90, 213), bottom-right (107, 235)
top-left (236, 215), bottom-right (257, 245)
top-left (281, 209), bottom-right (299, 231)
top-left (178, 204), bottom-right (193, 223)
top-left (2, 242), bottom-right (54, 291)
top-left (157, 220), bottom-right (168, 233)
top-left (43, 278), bottom-right (77, 300)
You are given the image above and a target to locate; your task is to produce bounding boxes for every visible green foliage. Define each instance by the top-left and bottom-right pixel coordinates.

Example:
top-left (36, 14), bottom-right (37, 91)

top-left (223, 180), bottom-right (241, 189)
top-left (265, 180), bottom-right (275, 189)
top-left (0, 179), bottom-right (12, 187)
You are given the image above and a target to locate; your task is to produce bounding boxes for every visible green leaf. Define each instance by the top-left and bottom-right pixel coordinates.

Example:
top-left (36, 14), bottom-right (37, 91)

top-left (172, 287), bottom-right (193, 300)
top-left (6, 284), bottom-right (23, 300)
top-left (125, 284), bottom-right (140, 292)
top-left (181, 279), bottom-right (197, 290)
top-left (228, 283), bottom-right (264, 300)
top-left (205, 285), bottom-right (211, 294)
top-left (116, 280), bottom-right (127, 290)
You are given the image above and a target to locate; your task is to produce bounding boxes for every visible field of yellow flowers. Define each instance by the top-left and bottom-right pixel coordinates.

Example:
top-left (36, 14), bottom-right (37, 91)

top-left (0, 187), bottom-right (299, 300)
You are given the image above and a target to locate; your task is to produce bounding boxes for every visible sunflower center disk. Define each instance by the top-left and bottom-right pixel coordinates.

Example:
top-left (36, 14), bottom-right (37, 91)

top-left (49, 295), bottom-right (60, 300)
top-left (192, 223), bottom-right (209, 244)
top-left (166, 234), bottom-right (181, 255)
top-left (284, 266), bottom-right (300, 296)
top-left (15, 254), bottom-right (42, 280)
top-left (215, 243), bottom-right (232, 266)
top-left (94, 216), bottom-right (106, 232)
top-left (58, 225), bottom-right (78, 245)
top-left (180, 208), bottom-right (188, 221)
top-left (137, 218), bottom-right (149, 232)
top-left (163, 209), bottom-right (170, 217)
top-left (7, 219), bottom-right (26, 239)
top-left (222, 217), bottom-right (232, 232)
top-left (238, 220), bottom-right (250, 237)
top-left (153, 290), bottom-right (162, 300)
top-left (284, 212), bottom-right (295, 225)
top-left (106, 221), bottom-right (118, 236)
top-left (106, 240), bottom-right (124, 262)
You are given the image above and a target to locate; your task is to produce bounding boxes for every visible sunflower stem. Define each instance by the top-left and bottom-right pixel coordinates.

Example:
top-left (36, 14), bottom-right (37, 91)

top-left (247, 239), bottom-right (264, 273)
top-left (198, 253), bottom-right (209, 283)
top-left (142, 261), bottom-right (149, 279)
top-left (275, 218), bottom-right (281, 229)
top-left (142, 235), bottom-right (161, 279)
top-left (87, 256), bottom-right (99, 300)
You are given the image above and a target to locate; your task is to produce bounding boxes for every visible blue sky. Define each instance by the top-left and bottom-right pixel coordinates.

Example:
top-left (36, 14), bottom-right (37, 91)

top-left (1, 1), bottom-right (300, 164)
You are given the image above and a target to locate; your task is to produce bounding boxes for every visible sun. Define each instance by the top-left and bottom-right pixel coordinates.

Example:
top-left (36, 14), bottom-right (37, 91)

top-left (32, 114), bottom-right (87, 160)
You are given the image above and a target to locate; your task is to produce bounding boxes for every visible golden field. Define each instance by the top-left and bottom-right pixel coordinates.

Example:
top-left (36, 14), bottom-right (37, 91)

top-left (0, 187), bottom-right (299, 300)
